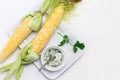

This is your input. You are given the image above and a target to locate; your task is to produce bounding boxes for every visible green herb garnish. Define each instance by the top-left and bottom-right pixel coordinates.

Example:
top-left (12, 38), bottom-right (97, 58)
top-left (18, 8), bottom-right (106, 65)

top-left (58, 32), bottom-right (85, 53)
top-left (58, 35), bottom-right (69, 46)
top-left (73, 41), bottom-right (85, 53)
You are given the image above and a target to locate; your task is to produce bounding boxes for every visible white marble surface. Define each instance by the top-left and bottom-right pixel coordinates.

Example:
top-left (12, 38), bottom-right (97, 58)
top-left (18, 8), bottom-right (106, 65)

top-left (0, 0), bottom-right (120, 80)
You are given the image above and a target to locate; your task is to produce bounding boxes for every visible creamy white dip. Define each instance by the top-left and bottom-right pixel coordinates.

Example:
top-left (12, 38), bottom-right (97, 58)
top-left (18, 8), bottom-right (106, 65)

top-left (44, 47), bottom-right (63, 67)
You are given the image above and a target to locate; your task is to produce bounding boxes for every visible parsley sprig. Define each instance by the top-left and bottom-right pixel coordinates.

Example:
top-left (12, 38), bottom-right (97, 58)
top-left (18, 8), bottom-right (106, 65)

top-left (73, 41), bottom-right (85, 53)
top-left (58, 32), bottom-right (85, 53)
top-left (58, 33), bottom-right (69, 46)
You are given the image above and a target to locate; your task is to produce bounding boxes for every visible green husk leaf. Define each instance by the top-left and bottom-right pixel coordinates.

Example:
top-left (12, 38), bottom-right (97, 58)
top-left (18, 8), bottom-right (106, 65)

top-left (28, 13), bottom-right (43, 31)
top-left (2, 43), bottom-right (32, 80)
top-left (16, 66), bottom-right (24, 80)
top-left (0, 62), bottom-right (14, 73)
top-left (50, 0), bottom-right (82, 18)
top-left (22, 13), bottom-right (42, 32)
top-left (22, 0), bottom-right (52, 32)
top-left (4, 56), bottom-right (21, 80)
top-left (20, 43), bottom-right (32, 59)
top-left (40, 0), bottom-right (51, 12)
top-left (22, 50), bottom-right (39, 64)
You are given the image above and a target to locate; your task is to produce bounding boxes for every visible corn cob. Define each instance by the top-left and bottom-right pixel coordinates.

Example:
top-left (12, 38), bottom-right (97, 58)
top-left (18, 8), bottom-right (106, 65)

top-left (31, 0), bottom-right (82, 54)
top-left (0, 17), bottom-right (32, 63)
top-left (32, 4), bottom-right (65, 54)
top-left (0, 0), bottom-right (51, 63)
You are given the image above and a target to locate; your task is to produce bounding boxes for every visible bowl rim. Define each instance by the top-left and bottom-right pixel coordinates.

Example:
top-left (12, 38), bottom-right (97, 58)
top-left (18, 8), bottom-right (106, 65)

top-left (40, 46), bottom-right (66, 71)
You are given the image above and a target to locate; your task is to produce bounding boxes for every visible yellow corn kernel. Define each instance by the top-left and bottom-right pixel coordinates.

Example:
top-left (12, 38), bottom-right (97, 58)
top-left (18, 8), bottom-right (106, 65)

top-left (32, 5), bottom-right (65, 55)
top-left (0, 17), bottom-right (32, 63)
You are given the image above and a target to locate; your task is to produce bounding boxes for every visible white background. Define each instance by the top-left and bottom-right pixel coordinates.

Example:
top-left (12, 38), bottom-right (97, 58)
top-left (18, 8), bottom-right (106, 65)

top-left (0, 0), bottom-right (120, 80)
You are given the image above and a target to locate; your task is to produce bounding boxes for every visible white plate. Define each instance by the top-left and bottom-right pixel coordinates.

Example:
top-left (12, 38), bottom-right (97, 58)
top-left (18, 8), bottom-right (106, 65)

top-left (33, 23), bottom-right (85, 80)
top-left (8, 22), bottom-right (85, 80)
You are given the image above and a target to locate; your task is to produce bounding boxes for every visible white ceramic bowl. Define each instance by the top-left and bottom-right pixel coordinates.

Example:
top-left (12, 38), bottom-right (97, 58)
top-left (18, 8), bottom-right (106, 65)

top-left (41, 46), bottom-right (66, 71)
